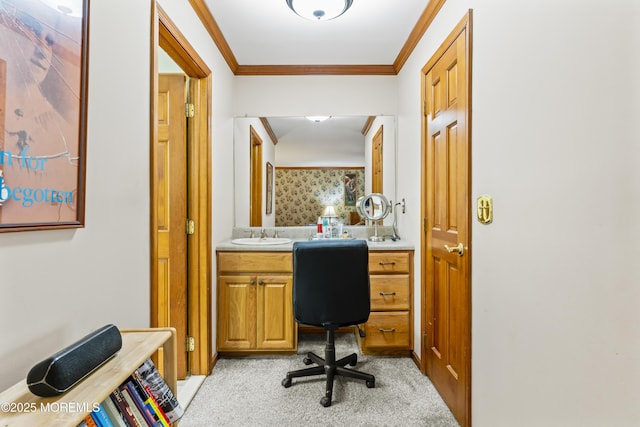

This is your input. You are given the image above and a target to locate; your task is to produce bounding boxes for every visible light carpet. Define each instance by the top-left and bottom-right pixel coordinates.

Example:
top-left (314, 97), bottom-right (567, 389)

top-left (179, 334), bottom-right (460, 427)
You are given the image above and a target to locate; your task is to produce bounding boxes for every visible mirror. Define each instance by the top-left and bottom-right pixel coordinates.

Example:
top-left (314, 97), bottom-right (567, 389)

top-left (357, 193), bottom-right (391, 242)
top-left (357, 193), bottom-right (391, 222)
top-left (234, 116), bottom-right (396, 227)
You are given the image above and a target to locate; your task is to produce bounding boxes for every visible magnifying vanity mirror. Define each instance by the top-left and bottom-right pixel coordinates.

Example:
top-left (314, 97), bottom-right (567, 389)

top-left (356, 193), bottom-right (391, 242)
top-left (234, 115), bottom-right (396, 229)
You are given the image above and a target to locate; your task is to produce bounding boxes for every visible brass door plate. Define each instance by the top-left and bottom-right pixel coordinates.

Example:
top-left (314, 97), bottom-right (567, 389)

top-left (477, 195), bottom-right (493, 224)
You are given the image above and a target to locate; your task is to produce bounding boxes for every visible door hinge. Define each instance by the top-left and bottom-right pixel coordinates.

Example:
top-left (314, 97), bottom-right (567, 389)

top-left (185, 103), bottom-right (195, 118)
top-left (423, 100), bottom-right (428, 117)
top-left (422, 333), bottom-right (428, 348)
top-left (186, 336), bottom-right (195, 352)
top-left (423, 218), bottom-right (427, 233)
top-left (186, 219), bottom-right (195, 235)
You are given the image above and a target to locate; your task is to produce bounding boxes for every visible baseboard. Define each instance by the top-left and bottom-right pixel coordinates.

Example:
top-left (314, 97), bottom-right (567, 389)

top-left (209, 352), bottom-right (219, 374)
top-left (410, 350), bottom-right (425, 374)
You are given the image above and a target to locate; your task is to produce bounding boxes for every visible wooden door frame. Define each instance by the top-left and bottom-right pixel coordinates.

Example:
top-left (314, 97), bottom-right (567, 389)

top-left (372, 125), bottom-right (383, 194)
top-left (420, 10), bottom-right (472, 425)
top-left (249, 126), bottom-right (263, 227)
top-left (150, 2), bottom-right (213, 375)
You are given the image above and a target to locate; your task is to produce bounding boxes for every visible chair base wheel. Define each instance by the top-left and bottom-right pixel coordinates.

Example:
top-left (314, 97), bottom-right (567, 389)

top-left (281, 377), bottom-right (292, 388)
top-left (366, 380), bottom-right (375, 388)
top-left (303, 356), bottom-right (313, 365)
top-left (320, 396), bottom-right (331, 407)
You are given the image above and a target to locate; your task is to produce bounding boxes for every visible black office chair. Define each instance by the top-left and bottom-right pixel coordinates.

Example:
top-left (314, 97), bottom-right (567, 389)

top-left (281, 240), bottom-right (375, 407)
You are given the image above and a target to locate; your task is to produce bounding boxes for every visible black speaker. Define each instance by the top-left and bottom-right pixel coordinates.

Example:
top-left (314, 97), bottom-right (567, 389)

top-left (27, 324), bottom-right (122, 397)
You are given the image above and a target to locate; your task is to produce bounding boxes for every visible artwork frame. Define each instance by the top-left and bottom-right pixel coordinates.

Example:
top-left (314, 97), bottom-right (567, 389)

top-left (344, 172), bottom-right (357, 206)
top-left (0, 0), bottom-right (89, 232)
top-left (266, 161), bottom-right (273, 215)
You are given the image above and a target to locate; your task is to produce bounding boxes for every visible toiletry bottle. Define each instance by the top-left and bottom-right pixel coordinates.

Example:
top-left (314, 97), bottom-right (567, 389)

top-left (322, 217), bottom-right (329, 239)
top-left (317, 216), bottom-right (323, 238)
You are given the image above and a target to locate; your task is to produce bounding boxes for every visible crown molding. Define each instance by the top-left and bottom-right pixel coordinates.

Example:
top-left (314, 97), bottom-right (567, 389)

top-left (235, 64), bottom-right (396, 76)
top-left (188, 0), bottom-right (445, 76)
top-left (188, 0), bottom-right (239, 73)
top-left (393, 0), bottom-right (446, 72)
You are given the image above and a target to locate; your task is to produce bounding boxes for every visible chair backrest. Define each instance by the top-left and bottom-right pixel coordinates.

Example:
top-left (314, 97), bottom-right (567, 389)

top-left (292, 240), bottom-right (370, 328)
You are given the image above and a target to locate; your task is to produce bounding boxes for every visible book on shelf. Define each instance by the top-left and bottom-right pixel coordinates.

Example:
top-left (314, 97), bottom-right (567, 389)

top-left (123, 380), bottom-right (159, 426)
top-left (144, 395), bottom-right (169, 427)
top-left (84, 414), bottom-right (98, 427)
top-left (130, 370), bottom-right (169, 427)
top-left (102, 397), bottom-right (128, 427)
top-left (136, 358), bottom-right (184, 423)
top-left (120, 384), bottom-right (154, 426)
top-left (75, 357), bottom-right (181, 427)
top-left (91, 403), bottom-right (115, 427)
top-left (111, 387), bottom-right (145, 427)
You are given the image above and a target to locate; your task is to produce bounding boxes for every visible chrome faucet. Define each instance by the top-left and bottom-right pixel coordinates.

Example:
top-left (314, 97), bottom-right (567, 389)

top-left (272, 229), bottom-right (280, 238)
top-left (260, 228), bottom-right (267, 239)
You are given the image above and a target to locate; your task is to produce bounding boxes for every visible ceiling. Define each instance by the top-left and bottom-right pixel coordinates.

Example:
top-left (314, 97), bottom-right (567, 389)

top-left (191, 0), bottom-right (443, 75)
top-left (184, 1), bottom-right (442, 151)
top-left (266, 116), bottom-right (370, 155)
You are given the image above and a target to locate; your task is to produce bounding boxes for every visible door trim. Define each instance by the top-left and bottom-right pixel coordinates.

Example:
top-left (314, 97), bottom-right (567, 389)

top-left (249, 126), bottom-right (263, 227)
top-left (420, 10), bottom-right (473, 426)
top-left (150, 2), bottom-right (213, 375)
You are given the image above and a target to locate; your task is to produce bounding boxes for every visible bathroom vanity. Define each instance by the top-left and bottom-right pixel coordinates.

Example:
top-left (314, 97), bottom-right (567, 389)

top-left (215, 231), bottom-right (414, 356)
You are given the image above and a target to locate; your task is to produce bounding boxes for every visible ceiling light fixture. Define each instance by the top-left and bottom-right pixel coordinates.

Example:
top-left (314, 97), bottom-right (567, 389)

top-left (306, 116), bottom-right (331, 123)
top-left (286, 0), bottom-right (353, 21)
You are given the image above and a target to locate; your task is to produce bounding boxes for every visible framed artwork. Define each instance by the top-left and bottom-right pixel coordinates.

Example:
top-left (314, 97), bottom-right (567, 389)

top-left (266, 161), bottom-right (273, 215)
top-left (344, 172), bottom-right (357, 206)
top-left (0, 0), bottom-right (89, 232)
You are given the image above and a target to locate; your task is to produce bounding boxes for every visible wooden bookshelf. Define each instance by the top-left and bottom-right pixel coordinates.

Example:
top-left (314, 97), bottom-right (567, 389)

top-left (0, 328), bottom-right (177, 427)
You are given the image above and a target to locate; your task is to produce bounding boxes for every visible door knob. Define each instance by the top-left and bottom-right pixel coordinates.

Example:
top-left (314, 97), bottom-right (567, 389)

top-left (444, 242), bottom-right (464, 256)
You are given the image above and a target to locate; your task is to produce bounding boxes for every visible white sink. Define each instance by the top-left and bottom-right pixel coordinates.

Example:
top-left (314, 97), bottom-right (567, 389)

top-left (231, 237), bottom-right (292, 246)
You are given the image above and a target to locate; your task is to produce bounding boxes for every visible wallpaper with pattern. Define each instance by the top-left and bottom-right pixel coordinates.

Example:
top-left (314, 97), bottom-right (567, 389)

top-left (275, 168), bottom-right (365, 226)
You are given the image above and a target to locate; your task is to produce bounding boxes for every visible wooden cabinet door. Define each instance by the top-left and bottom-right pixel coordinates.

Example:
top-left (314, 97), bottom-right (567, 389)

top-left (217, 275), bottom-right (256, 350)
top-left (256, 275), bottom-right (294, 349)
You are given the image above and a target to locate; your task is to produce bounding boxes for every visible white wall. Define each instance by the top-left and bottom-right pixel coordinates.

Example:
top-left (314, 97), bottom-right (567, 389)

top-left (397, 0), bottom-right (640, 425)
top-left (233, 75), bottom-right (397, 117)
top-left (0, 0), bottom-right (235, 390)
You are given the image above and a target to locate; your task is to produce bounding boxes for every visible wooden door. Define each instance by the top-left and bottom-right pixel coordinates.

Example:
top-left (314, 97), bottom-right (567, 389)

top-left (250, 126), bottom-right (262, 227)
top-left (256, 275), bottom-right (294, 349)
top-left (421, 13), bottom-right (472, 427)
top-left (155, 74), bottom-right (189, 378)
top-left (372, 126), bottom-right (383, 194)
top-left (217, 275), bottom-right (256, 350)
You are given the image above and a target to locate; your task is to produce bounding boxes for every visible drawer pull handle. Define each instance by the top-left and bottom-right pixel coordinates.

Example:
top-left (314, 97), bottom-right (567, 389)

top-left (378, 261), bottom-right (396, 265)
top-left (379, 292), bottom-right (396, 296)
top-left (258, 280), bottom-right (265, 286)
top-left (249, 280), bottom-right (255, 285)
top-left (378, 328), bottom-right (396, 333)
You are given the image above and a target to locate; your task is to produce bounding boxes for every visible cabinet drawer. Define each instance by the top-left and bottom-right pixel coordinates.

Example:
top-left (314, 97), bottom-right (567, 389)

top-left (218, 252), bottom-right (292, 273)
top-left (363, 312), bottom-right (410, 348)
top-left (370, 275), bottom-right (410, 311)
top-left (368, 252), bottom-right (410, 274)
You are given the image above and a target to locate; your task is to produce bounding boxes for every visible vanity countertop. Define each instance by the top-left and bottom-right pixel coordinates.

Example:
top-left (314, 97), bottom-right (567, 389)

top-left (217, 226), bottom-right (414, 252)
top-left (215, 237), bottom-right (414, 252)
